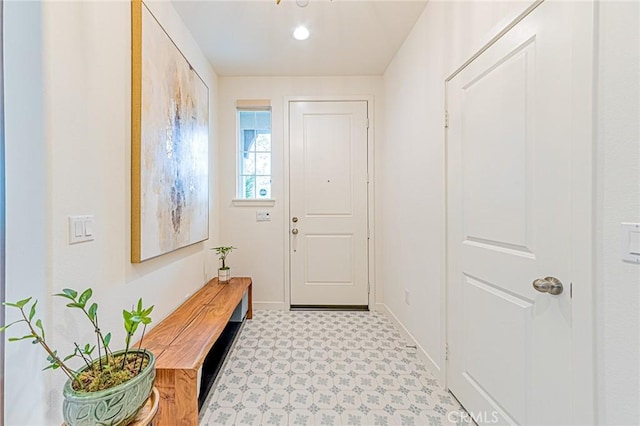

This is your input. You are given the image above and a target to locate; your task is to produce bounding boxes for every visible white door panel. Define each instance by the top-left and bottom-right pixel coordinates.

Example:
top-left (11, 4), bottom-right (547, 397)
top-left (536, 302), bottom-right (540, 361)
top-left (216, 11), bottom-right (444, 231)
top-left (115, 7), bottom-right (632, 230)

top-left (290, 101), bottom-right (368, 306)
top-left (306, 235), bottom-right (353, 283)
top-left (447, 2), bottom-right (579, 424)
top-left (303, 114), bottom-right (353, 215)
top-left (461, 40), bottom-right (533, 252)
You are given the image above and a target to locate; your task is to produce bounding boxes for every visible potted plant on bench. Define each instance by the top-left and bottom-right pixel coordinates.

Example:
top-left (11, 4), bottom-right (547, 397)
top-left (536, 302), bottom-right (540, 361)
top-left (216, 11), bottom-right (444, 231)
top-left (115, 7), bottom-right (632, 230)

top-left (212, 246), bottom-right (236, 283)
top-left (1, 288), bottom-right (155, 426)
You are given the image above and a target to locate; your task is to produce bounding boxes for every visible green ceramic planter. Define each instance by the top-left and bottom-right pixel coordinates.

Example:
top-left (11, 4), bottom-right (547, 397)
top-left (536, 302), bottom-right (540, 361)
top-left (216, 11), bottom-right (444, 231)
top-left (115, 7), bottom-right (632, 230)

top-left (62, 350), bottom-right (155, 426)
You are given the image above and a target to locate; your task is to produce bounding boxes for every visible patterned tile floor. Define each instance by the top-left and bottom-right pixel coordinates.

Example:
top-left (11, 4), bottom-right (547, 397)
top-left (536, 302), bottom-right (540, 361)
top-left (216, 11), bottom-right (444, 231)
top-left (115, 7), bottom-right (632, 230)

top-left (200, 310), bottom-right (464, 426)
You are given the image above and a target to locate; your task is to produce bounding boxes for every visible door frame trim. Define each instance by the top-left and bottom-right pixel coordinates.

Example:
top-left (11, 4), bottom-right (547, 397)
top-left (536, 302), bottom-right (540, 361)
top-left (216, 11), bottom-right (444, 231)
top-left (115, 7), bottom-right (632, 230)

top-left (443, 1), bottom-right (596, 424)
top-left (283, 96), bottom-right (376, 310)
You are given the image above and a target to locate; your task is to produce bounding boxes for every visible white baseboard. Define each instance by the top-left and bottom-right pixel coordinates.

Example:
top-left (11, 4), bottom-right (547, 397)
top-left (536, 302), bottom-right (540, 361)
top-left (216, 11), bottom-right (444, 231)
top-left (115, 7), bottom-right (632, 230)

top-left (253, 301), bottom-right (286, 311)
top-left (376, 303), bottom-right (442, 380)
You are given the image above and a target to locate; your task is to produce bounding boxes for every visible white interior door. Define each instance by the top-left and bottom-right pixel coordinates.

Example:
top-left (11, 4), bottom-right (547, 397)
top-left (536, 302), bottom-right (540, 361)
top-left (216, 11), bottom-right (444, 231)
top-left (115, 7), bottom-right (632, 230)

top-left (289, 101), bottom-right (369, 307)
top-left (447, 2), bottom-right (584, 424)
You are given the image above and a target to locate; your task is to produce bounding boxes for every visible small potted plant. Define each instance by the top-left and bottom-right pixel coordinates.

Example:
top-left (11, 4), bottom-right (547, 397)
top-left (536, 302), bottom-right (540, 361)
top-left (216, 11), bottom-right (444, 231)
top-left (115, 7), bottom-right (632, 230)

top-left (212, 246), bottom-right (236, 283)
top-left (1, 288), bottom-right (155, 426)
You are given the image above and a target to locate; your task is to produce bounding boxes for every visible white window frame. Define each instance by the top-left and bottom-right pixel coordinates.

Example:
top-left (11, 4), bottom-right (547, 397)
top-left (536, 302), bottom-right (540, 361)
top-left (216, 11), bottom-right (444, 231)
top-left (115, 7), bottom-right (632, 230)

top-left (235, 106), bottom-right (273, 202)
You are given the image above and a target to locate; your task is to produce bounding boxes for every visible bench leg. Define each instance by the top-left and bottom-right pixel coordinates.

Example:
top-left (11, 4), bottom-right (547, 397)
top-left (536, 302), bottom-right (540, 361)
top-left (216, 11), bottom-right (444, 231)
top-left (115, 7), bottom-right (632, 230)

top-left (247, 282), bottom-right (253, 320)
top-left (155, 368), bottom-right (199, 425)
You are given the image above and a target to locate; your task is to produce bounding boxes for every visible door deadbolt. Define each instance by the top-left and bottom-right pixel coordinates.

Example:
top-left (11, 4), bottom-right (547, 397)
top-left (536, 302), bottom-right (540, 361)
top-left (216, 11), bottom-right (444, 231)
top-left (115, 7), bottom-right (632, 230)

top-left (292, 217), bottom-right (298, 223)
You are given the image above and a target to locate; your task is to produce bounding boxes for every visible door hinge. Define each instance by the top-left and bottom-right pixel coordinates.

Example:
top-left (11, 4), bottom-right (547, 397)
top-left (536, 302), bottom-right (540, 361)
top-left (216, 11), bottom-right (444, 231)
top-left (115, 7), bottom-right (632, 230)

top-left (445, 343), bottom-right (450, 361)
top-left (570, 282), bottom-right (573, 299)
top-left (367, 227), bottom-right (370, 239)
top-left (444, 111), bottom-right (449, 128)
top-left (366, 118), bottom-right (370, 129)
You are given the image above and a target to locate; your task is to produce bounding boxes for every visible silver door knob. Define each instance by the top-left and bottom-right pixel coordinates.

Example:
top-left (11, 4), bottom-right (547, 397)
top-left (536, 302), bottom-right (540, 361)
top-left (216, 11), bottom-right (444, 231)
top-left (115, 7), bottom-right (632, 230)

top-left (292, 228), bottom-right (299, 235)
top-left (532, 277), bottom-right (563, 295)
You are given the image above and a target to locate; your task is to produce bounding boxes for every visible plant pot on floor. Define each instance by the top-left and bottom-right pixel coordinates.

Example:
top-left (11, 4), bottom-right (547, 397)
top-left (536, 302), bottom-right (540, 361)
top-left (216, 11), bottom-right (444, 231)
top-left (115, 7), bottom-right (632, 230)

top-left (218, 268), bottom-right (231, 283)
top-left (62, 350), bottom-right (156, 426)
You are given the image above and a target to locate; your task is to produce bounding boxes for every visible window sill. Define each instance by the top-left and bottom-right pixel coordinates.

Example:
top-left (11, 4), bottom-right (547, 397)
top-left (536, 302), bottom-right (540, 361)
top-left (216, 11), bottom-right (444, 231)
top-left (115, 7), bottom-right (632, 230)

top-left (231, 199), bottom-right (276, 207)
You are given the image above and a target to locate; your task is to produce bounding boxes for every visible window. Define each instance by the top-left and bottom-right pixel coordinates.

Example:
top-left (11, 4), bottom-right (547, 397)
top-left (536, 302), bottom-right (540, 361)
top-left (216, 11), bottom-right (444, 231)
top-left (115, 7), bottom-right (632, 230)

top-left (237, 108), bottom-right (272, 199)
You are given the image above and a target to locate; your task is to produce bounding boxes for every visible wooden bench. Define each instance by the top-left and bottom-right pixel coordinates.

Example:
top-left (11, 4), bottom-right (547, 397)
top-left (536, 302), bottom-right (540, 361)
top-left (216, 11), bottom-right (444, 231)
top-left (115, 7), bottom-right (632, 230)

top-left (140, 277), bottom-right (253, 425)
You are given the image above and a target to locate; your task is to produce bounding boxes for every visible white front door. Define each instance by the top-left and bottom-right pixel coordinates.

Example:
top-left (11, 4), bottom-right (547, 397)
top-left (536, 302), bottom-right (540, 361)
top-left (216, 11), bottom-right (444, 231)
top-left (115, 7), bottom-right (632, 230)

top-left (289, 101), bottom-right (369, 307)
top-left (446, 2), bottom-right (587, 424)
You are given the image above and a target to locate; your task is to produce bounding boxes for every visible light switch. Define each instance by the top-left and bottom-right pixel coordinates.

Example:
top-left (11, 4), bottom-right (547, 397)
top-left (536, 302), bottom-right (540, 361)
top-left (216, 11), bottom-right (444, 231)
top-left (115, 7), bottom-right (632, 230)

top-left (74, 221), bottom-right (84, 238)
top-left (629, 231), bottom-right (640, 255)
top-left (621, 223), bottom-right (640, 263)
top-left (84, 218), bottom-right (94, 237)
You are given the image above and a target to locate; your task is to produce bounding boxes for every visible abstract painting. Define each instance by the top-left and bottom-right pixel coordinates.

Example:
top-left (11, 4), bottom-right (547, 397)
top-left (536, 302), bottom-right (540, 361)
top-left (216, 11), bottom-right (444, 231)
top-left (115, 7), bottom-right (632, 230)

top-left (131, 0), bottom-right (209, 262)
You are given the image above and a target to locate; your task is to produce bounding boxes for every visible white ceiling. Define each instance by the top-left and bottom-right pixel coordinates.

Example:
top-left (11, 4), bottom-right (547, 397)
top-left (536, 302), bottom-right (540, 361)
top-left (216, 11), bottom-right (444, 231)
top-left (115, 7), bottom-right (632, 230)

top-left (171, 0), bottom-right (428, 76)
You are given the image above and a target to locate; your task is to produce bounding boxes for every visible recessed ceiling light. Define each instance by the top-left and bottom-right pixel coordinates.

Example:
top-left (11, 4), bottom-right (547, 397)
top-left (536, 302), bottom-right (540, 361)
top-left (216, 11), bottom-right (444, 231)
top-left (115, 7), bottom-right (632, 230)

top-left (296, 0), bottom-right (309, 7)
top-left (293, 26), bottom-right (310, 41)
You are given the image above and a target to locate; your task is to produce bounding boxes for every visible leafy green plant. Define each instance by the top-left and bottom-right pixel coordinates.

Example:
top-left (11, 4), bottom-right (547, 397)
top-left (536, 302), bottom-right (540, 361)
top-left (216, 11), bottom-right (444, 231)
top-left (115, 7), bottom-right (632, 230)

top-left (0, 288), bottom-right (153, 392)
top-left (212, 246), bottom-right (236, 270)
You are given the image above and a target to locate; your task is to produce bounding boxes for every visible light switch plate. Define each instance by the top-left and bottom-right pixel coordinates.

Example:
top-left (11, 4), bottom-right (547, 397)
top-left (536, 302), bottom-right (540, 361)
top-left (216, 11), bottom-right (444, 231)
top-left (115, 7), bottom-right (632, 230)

top-left (256, 211), bottom-right (271, 222)
top-left (621, 223), bottom-right (640, 264)
top-left (69, 215), bottom-right (95, 244)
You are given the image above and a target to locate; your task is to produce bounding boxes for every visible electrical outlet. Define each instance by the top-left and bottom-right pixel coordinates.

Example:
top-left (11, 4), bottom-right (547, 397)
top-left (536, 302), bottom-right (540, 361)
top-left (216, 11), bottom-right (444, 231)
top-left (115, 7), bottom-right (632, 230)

top-left (405, 288), bottom-right (410, 305)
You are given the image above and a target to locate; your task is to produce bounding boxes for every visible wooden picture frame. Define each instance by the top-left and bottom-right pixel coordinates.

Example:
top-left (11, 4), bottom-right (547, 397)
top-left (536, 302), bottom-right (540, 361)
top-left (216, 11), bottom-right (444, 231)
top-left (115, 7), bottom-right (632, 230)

top-left (131, 0), bottom-right (209, 263)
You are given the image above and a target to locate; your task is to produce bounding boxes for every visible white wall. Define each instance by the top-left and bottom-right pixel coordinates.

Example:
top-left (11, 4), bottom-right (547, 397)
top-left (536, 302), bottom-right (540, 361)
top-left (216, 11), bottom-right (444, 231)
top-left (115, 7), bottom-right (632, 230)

top-left (595, 2), bottom-right (640, 424)
top-left (379, 1), bottom-right (446, 376)
top-left (217, 77), bottom-right (383, 309)
top-left (380, 0), bottom-right (531, 381)
top-left (4, 1), bottom-right (219, 424)
top-left (4, 1), bottom-right (50, 424)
